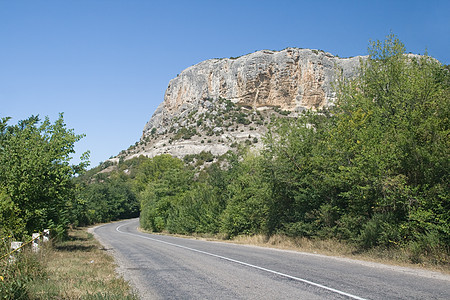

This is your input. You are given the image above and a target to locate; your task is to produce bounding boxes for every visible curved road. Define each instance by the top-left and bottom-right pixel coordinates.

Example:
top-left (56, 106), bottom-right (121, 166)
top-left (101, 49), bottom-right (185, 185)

top-left (93, 219), bottom-right (450, 299)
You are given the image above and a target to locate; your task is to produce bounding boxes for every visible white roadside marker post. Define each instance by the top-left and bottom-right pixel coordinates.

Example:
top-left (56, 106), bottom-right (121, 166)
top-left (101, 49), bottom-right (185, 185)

top-left (43, 229), bottom-right (50, 242)
top-left (9, 241), bottom-right (23, 263)
top-left (32, 233), bottom-right (40, 252)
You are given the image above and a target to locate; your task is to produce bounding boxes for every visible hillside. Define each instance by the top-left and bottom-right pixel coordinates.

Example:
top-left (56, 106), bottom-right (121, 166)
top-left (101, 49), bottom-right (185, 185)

top-left (110, 48), bottom-right (363, 163)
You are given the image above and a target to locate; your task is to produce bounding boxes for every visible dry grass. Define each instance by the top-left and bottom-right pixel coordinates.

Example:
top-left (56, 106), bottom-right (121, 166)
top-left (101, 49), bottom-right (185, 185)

top-left (227, 234), bottom-right (450, 275)
top-left (233, 234), bottom-right (356, 255)
top-left (28, 228), bottom-right (137, 299)
top-left (145, 229), bottom-right (450, 275)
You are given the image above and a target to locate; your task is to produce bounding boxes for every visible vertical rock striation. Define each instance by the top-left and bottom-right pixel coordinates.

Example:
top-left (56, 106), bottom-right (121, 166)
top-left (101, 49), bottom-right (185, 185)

top-left (143, 48), bottom-right (363, 137)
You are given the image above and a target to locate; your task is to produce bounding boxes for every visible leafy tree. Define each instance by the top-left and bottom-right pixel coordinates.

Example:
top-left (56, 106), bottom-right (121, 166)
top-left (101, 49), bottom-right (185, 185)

top-left (263, 111), bottom-right (336, 237)
top-left (331, 34), bottom-right (449, 246)
top-left (0, 114), bottom-right (88, 238)
top-left (220, 152), bottom-right (272, 237)
top-left (134, 154), bottom-right (185, 193)
top-left (166, 182), bottom-right (223, 234)
top-left (136, 155), bottom-right (192, 231)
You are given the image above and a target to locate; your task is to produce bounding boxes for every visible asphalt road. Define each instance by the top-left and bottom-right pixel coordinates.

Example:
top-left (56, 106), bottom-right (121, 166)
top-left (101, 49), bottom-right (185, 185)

top-left (92, 219), bottom-right (450, 299)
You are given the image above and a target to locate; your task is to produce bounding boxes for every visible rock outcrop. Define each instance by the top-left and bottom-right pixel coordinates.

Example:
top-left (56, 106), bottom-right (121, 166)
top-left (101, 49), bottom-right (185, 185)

top-left (143, 48), bottom-right (363, 137)
top-left (110, 48), bottom-right (364, 164)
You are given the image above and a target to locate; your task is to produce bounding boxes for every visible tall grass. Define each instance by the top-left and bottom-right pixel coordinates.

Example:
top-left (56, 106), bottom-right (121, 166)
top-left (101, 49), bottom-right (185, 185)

top-left (0, 235), bottom-right (46, 299)
top-left (1, 229), bottom-right (137, 299)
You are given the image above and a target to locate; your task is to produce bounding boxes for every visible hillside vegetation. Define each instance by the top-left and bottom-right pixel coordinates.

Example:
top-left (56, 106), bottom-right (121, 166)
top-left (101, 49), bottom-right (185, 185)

top-left (1, 34), bottom-right (448, 275)
top-left (76, 35), bottom-right (449, 266)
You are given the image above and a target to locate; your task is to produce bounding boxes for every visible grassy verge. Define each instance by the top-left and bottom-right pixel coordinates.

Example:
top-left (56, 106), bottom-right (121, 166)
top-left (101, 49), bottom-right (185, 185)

top-left (1, 228), bottom-right (137, 299)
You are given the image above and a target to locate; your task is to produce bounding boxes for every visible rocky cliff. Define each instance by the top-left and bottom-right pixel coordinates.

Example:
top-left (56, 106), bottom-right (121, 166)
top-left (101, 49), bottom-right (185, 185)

top-left (112, 48), bottom-right (364, 164)
top-left (143, 48), bottom-right (362, 136)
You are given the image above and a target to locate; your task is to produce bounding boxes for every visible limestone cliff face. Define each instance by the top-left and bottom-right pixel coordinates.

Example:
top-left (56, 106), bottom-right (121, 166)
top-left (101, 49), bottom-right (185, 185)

top-left (108, 48), bottom-right (365, 164)
top-left (143, 48), bottom-right (363, 137)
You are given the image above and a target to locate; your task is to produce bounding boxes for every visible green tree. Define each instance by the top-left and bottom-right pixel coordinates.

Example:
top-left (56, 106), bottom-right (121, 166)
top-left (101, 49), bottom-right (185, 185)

top-left (0, 114), bottom-right (88, 238)
top-left (136, 155), bottom-right (192, 232)
top-left (334, 34), bottom-right (449, 249)
top-left (220, 152), bottom-right (272, 237)
top-left (263, 111), bottom-right (336, 237)
top-left (166, 182), bottom-right (223, 234)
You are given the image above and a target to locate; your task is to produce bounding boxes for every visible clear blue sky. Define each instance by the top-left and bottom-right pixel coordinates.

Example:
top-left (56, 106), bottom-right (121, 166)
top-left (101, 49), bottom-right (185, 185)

top-left (1, 0), bottom-right (449, 168)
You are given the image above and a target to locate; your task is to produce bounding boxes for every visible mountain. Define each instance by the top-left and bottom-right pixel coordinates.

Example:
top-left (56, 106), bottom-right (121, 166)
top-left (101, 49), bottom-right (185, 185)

top-left (110, 48), bottom-right (364, 164)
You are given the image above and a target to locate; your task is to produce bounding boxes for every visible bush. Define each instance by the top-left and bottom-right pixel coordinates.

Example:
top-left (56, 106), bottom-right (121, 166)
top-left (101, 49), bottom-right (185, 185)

top-left (280, 221), bottom-right (315, 238)
top-left (236, 113), bottom-right (250, 125)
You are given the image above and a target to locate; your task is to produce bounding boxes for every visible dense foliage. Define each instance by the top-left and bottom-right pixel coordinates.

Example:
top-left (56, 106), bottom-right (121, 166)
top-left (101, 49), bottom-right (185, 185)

top-left (71, 158), bottom-right (142, 226)
top-left (263, 35), bottom-right (449, 257)
top-left (0, 114), bottom-right (88, 239)
top-left (133, 35), bottom-right (449, 262)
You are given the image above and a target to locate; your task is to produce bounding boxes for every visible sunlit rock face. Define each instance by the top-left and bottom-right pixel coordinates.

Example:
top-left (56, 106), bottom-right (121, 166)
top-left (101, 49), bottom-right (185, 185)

top-left (108, 48), bottom-right (363, 164)
top-left (143, 48), bottom-right (362, 136)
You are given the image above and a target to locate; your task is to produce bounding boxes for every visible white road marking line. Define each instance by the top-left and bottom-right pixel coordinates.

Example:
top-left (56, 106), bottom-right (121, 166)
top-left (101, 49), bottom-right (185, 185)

top-left (116, 221), bottom-right (367, 300)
